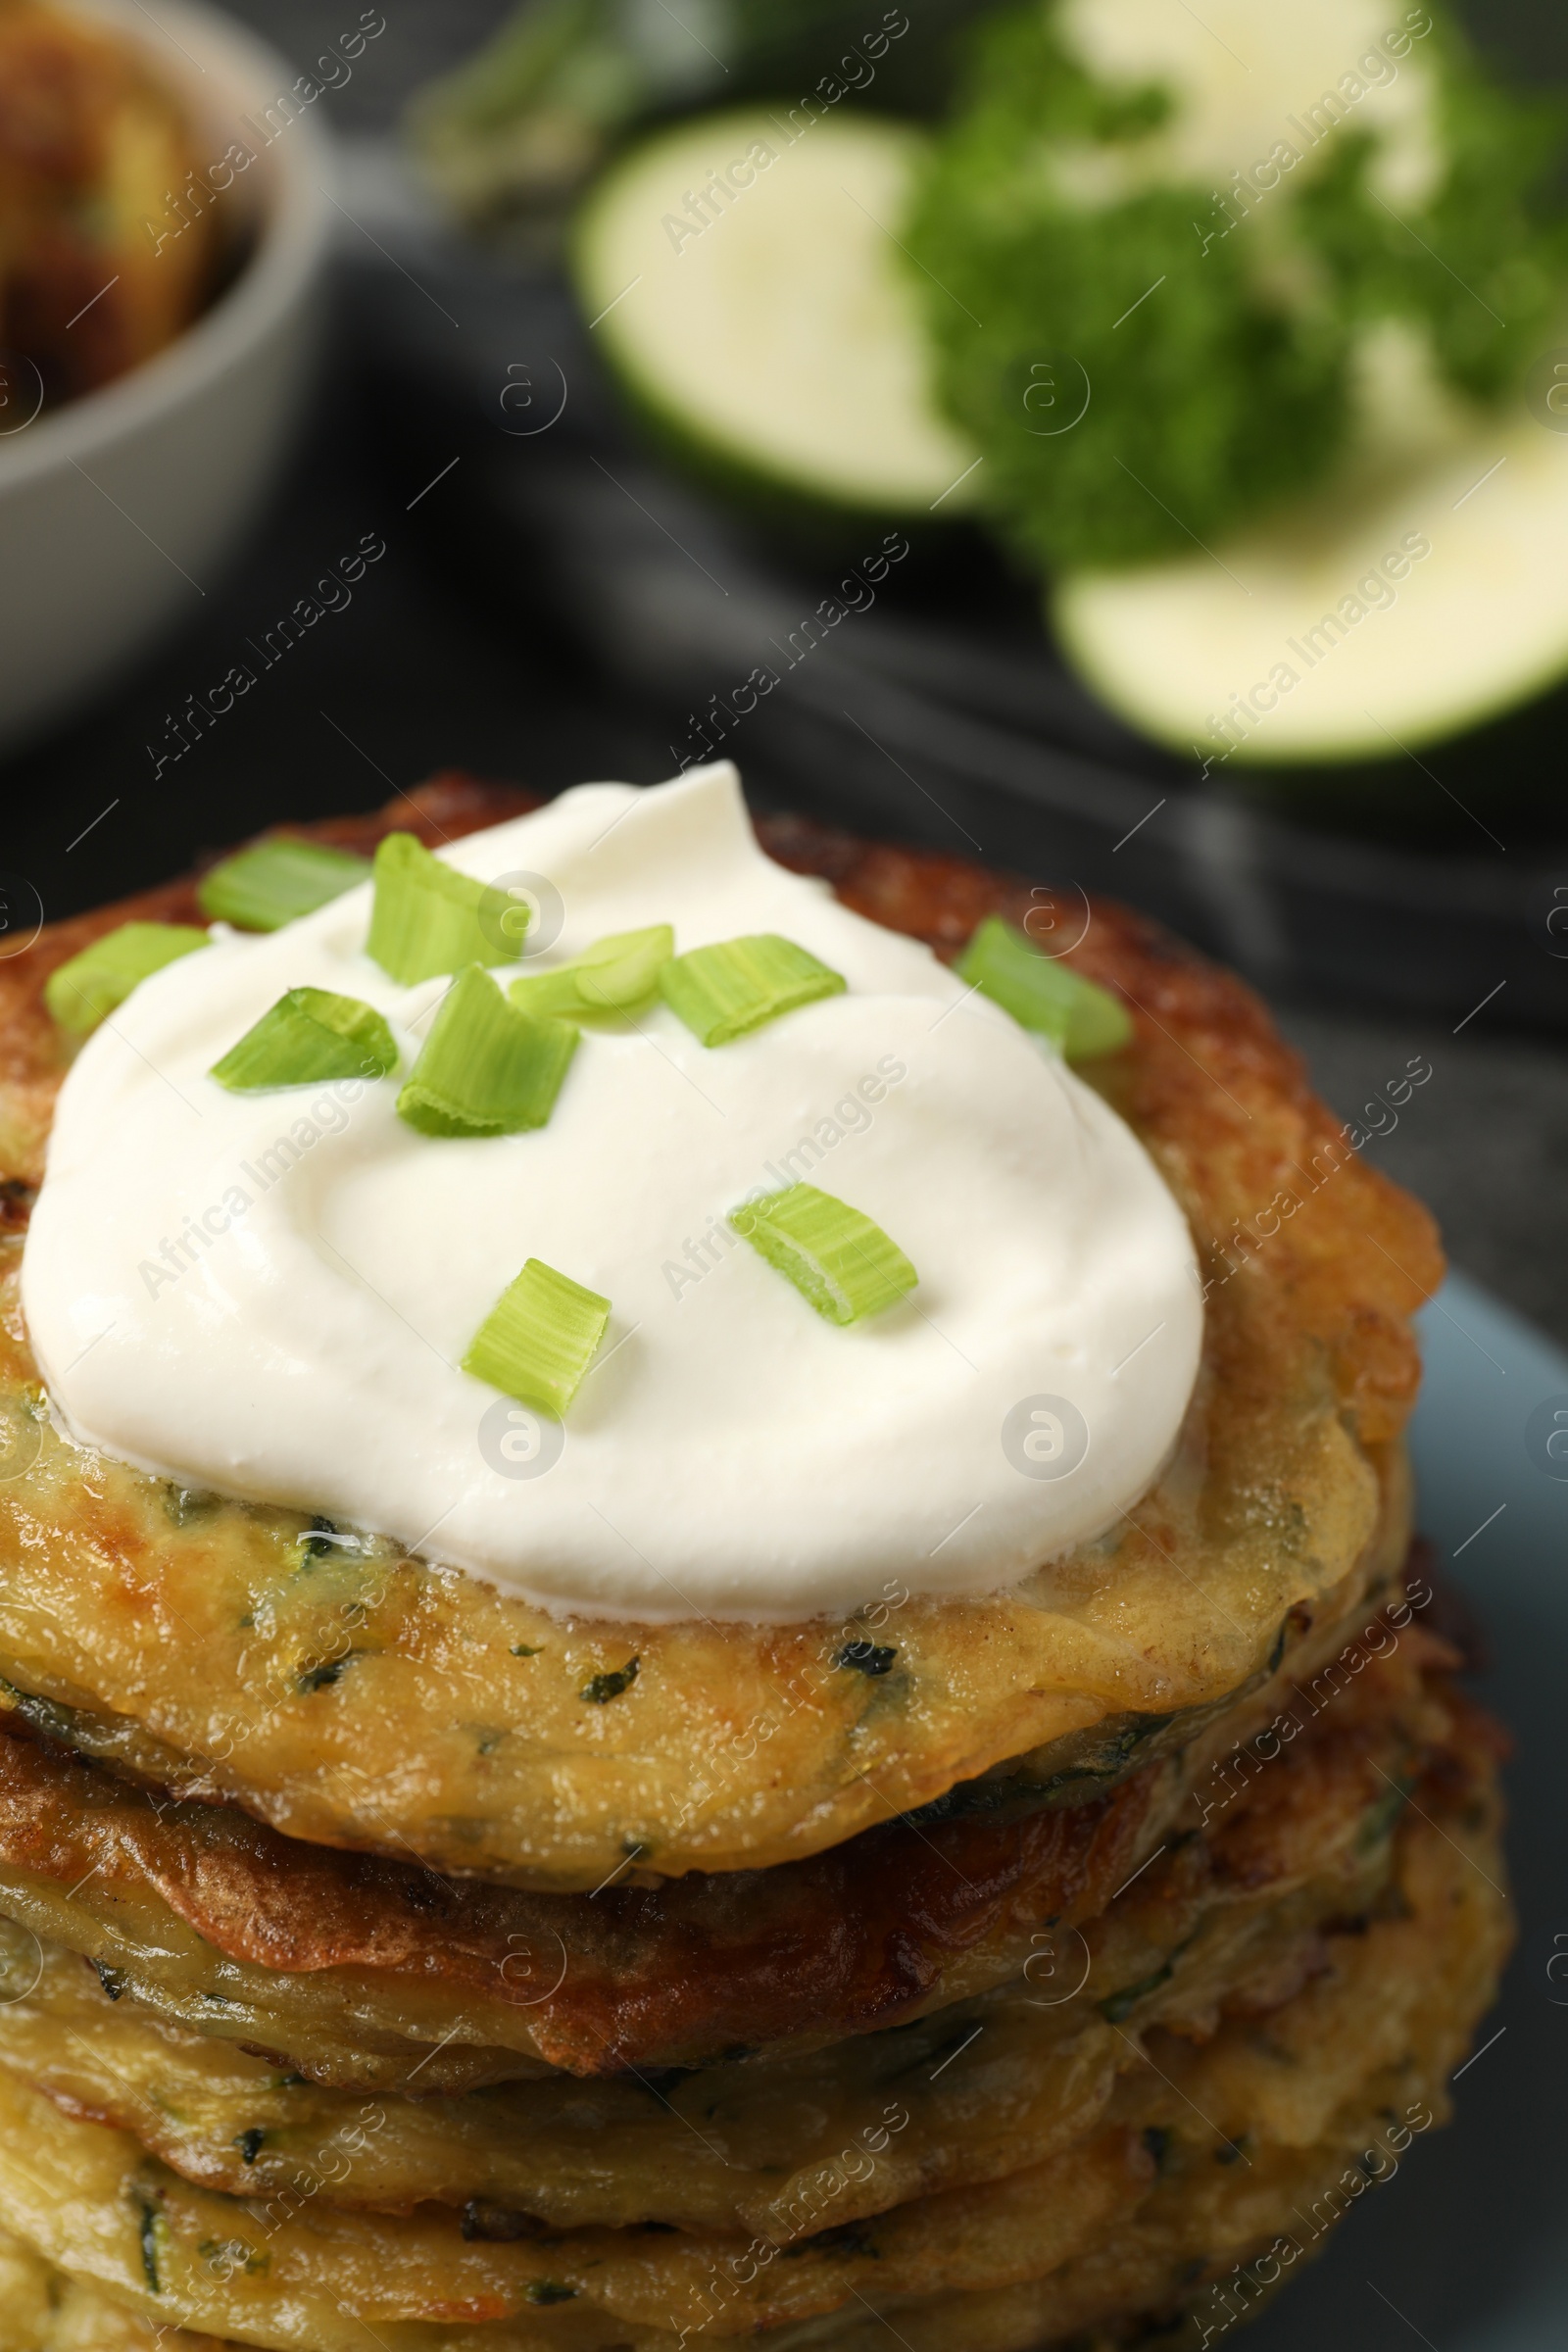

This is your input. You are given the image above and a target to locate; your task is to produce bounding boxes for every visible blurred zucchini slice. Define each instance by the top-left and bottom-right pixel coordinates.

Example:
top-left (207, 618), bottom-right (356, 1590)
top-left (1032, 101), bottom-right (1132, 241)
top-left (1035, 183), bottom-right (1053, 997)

top-left (1054, 411), bottom-right (1568, 766)
top-left (571, 106), bottom-right (977, 520)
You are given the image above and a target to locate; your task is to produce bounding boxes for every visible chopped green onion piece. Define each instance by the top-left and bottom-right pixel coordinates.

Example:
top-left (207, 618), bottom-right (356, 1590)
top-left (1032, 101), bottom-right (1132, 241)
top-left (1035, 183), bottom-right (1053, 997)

top-left (730, 1183), bottom-right (917, 1326)
top-left (44, 922), bottom-right (210, 1037)
top-left (197, 839), bottom-right (371, 932)
top-left (367, 833), bottom-right (516, 985)
top-left (397, 964), bottom-right (577, 1137)
top-left (510, 924), bottom-right (674, 1019)
top-left (955, 917), bottom-right (1133, 1061)
top-left (210, 988), bottom-right (398, 1091)
top-left (660, 934), bottom-right (846, 1046)
top-left (465, 1257), bottom-right (611, 1416)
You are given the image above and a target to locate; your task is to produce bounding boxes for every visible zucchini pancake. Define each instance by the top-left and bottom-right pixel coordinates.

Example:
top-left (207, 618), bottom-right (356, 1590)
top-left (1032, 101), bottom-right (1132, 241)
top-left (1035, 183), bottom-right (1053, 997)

top-left (0, 767), bottom-right (1510, 2351)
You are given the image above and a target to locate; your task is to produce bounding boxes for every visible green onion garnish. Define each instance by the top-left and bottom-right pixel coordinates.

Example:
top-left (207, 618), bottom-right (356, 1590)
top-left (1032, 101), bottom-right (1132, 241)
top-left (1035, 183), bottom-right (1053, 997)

top-left (197, 839), bottom-right (371, 932)
top-left (510, 925), bottom-right (674, 1019)
top-left (730, 1184), bottom-right (917, 1326)
top-left (955, 917), bottom-right (1132, 1061)
top-left (397, 964), bottom-right (577, 1137)
top-left (210, 988), bottom-right (398, 1091)
top-left (44, 921), bottom-right (210, 1037)
top-left (367, 833), bottom-right (516, 985)
top-left (660, 934), bottom-right (846, 1046)
top-left (465, 1257), bottom-right (611, 1416)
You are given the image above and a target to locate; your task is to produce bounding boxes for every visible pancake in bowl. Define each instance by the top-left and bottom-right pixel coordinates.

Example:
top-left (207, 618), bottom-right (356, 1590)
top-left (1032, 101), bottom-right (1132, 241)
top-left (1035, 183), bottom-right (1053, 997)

top-left (0, 767), bottom-right (1506, 2352)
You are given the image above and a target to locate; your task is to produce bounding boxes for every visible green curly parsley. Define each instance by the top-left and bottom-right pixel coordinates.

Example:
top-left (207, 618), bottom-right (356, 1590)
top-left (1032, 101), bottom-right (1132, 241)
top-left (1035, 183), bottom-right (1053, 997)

top-left (904, 2), bottom-right (1568, 571)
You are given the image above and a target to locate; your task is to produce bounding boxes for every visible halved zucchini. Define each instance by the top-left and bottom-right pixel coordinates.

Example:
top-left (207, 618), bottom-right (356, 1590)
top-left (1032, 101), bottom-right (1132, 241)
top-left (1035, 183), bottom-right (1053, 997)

top-left (571, 106), bottom-right (977, 519)
top-left (1054, 409), bottom-right (1568, 765)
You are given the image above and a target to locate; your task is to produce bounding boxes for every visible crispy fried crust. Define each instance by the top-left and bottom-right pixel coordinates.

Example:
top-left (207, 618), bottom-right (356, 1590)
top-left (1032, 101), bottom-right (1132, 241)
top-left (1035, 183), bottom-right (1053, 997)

top-left (0, 781), bottom-right (1445, 1891)
top-left (0, 1677), bottom-right (1511, 2352)
top-left (0, 1538), bottom-right (1410, 2082)
top-left (0, 1615), bottom-right (1484, 2230)
top-left (0, 1704), bottom-right (1150, 2077)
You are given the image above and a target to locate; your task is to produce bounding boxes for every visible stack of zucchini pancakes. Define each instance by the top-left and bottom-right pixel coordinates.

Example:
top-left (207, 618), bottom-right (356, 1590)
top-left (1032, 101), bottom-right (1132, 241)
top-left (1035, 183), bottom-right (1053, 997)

top-left (0, 777), bottom-right (1509, 2352)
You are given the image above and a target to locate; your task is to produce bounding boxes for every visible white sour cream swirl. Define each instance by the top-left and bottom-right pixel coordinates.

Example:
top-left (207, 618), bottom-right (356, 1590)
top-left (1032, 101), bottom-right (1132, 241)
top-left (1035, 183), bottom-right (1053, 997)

top-left (23, 765), bottom-right (1201, 1620)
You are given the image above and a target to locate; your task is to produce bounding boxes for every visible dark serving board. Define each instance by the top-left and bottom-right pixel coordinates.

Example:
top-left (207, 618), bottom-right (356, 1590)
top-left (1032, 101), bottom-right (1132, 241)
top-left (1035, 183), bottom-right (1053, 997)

top-left (348, 233), bottom-right (1568, 1033)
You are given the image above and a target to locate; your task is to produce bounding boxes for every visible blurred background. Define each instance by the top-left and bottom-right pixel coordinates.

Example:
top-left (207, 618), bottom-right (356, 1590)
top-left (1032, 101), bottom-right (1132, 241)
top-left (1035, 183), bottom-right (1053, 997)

top-left (1, 5), bottom-right (1566, 2348)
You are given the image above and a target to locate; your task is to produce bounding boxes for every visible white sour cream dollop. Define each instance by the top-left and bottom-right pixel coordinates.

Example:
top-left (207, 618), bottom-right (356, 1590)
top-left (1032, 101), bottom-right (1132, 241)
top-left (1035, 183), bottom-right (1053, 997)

top-left (23, 765), bottom-right (1201, 1621)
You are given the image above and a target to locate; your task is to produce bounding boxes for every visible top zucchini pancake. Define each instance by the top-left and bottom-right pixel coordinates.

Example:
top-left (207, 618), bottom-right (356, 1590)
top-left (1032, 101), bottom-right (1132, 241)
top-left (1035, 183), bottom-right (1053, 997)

top-left (0, 772), bottom-right (1438, 1894)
